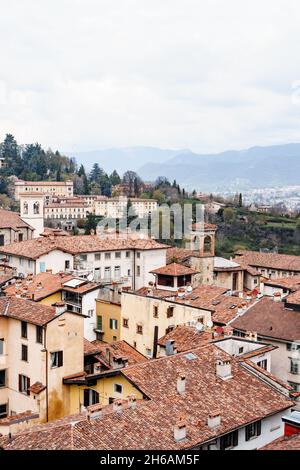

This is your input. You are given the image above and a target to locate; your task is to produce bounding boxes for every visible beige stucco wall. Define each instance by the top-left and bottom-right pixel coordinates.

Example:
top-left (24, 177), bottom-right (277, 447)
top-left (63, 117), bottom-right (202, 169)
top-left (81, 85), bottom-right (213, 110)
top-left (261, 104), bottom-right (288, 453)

top-left (120, 292), bottom-right (212, 356)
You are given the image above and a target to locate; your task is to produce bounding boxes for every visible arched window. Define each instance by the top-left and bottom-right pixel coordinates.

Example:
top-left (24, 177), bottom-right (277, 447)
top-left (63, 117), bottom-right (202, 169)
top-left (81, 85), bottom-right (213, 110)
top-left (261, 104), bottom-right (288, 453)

top-left (33, 202), bottom-right (40, 214)
top-left (204, 236), bottom-right (212, 253)
top-left (23, 202), bottom-right (28, 215)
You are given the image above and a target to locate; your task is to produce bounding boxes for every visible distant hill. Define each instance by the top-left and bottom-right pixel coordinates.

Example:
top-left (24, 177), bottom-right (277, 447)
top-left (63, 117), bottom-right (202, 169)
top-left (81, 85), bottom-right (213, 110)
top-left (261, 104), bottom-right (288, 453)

top-left (137, 143), bottom-right (300, 191)
top-left (66, 146), bottom-right (188, 175)
top-left (67, 143), bottom-right (300, 191)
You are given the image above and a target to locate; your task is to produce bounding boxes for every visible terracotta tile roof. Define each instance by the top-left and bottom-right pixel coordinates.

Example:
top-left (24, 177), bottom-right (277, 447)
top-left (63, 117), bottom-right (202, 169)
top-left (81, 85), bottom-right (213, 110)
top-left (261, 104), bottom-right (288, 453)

top-left (238, 344), bottom-right (276, 360)
top-left (89, 340), bottom-right (148, 366)
top-left (0, 344), bottom-right (293, 450)
top-left (5, 272), bottom-right (73, 301)
top-left (150, 263), bottom-right (199, 276)
top-left (0, 209), bottom-right (33, 231)
top-left (0, 411), bottom-right (39, 426)
top-left (231, 297), bottom-right (300, 342)
top-left (234, 250), bottom-right (300, 272)
top-left (158, 325), bottom-right (213, 352)
top-left (263, 274), bottom-right (300, 291)
top-left (0, 235), bottom-right (169, 259)
top-left (0, 267), bottom-right (16, 286)
top-left (28, 382), bottom-right (46, 394)
top-left (0, 296), bottom-right (57, 326)
top-left (167, 247), bottom-right (200, 264)
top-left (134, 284), bottom-right (251, 325)
top-left (260, 433), bottom-right (300, 450)
top-left (285, 290), bottom-right (300, 306)
top-left (40, 228), bottom-right (70, 237)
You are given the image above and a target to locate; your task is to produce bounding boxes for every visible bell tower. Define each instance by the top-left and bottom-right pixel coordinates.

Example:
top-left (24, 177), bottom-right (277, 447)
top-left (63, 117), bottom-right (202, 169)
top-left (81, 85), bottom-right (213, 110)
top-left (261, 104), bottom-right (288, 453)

top-left (20, 192), bottom-right (44, 238)
top-left (187, 223), bottom-right (216, 285)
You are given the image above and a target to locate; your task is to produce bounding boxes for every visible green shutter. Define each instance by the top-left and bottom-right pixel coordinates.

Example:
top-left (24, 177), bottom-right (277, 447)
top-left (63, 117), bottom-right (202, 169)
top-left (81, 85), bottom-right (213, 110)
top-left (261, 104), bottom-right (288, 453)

top-left (97, 316), bottom-right (103, 330)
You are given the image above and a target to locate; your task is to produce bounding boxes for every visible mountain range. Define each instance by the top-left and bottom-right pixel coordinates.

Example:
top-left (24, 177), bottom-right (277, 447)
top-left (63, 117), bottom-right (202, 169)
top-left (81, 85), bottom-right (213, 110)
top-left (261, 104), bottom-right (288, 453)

top-left (67, 143), bottom-right (300, 192)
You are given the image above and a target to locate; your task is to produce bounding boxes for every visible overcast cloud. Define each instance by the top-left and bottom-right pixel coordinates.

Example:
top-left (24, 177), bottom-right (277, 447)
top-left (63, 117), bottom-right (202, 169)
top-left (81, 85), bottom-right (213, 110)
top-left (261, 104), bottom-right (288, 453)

top-left (1, 0), bottom-right (300, 153)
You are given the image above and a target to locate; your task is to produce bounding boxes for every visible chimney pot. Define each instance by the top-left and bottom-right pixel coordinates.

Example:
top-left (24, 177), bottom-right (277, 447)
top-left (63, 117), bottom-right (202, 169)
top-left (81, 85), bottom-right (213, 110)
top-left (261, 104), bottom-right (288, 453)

top-left (207, 411), bottom-right (221, 428)
top-left (176, 373), bottom-right (186, 394)
top-left (216, 358), bottom-right (232, 380)
top-left (113, 399), bottom-right (123, 413)
top-left (174, 417), bottom-right (187, 442)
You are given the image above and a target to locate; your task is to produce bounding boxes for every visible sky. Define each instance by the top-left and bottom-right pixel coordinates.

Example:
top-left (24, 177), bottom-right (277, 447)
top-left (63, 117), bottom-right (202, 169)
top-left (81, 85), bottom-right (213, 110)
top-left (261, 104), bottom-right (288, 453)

top-left (1, 0), bottom-right (300, 153)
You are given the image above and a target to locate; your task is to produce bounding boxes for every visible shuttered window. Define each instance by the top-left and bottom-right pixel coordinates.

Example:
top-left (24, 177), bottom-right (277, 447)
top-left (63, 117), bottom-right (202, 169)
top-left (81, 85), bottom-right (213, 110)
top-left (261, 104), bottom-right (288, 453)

top-left (245, 421), bottom-right (261, 441)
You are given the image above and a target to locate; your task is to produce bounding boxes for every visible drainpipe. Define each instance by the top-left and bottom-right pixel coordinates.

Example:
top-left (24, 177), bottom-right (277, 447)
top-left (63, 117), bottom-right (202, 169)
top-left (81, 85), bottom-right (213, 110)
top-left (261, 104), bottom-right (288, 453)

top-left (133, 249), bottom-right (136, 291)
top-left (44, 326), bottom-right (49, 422)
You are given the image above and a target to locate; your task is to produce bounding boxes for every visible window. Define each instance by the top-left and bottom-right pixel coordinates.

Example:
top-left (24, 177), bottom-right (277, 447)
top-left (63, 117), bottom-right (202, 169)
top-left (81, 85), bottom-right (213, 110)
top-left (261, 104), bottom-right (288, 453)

top-left (105, 253), bottom-right (111, 260)
top-left (83, 389), bottom-right (99, 407)
top-left (95, 253), bottom-right (101, 261)
top-left (114, 383), bottom-right (123, 394)
top-left (167, 306), bottom-right (174, 318)
top-left (136, 252), bottom-right (141, 259)
top-left (21, 344), bottom-right (28, 362)
top-left (88, 309), bottom-right (94, 317)
top-left (104, 267), bottom-right (111, 279)
top-left (220, 430), bottom-right (239, 450)
top-left (146, 348), bottom-right (152, 357)
top-left (290, 359), bottom-right (299, 375)
top-left (245, 421), bottom-right (261, 441)
top-left (0, 370), bottom-right (6, 388)
top-left (153, 306), bottom-right (158, 318)
top-left (21, 321), bottom-right (27, 339)
top-left (97, 316), bottom-right (103, 331)
top-left (65, 260), bottom-right (70, 270)
top-left (28, 260), bottom-right (33, 269)
top-left (114, 266), bottom-right (121, 279)
top-left (19, 374), bottom-right (30, 395)
top-left (288, 381), bottom-right (300, 392)
top-left (39, 262), bottom-right (46, 273)
top-left (136, 324), bottom-right (143, 335)
top-left (287, 343), bottom-right (300, 351)
top-left (123, 318), bottom-right (129, 328)
top-left (133, 341), bottom-right (137, 349)
top-left (0, 339), bottom-right (3, 355)
top-left (127, 269), bottom-right (131, 276)
top-left (36, 326), bottom-right (43, 344)
top-left (113, 336), bottom-right (117, 341)
top-left (50, 351), bottom-right (63, 368)
top-left (115, 252), bottom-right (121, 259)
top-left (136, 266), bottom-right (141, 277)
top-left (109, 319), bottom-right (118, 330)
top-left (126, 251), bottom-right (130, 258)
top-left (238, 347), bottom-right (244, 354)
top-left (257, 359), bottom-right (267, 370)
top-left (19, 258), bottom-right (24, 267)
top-left (0, 404), bottom-right (7, 419)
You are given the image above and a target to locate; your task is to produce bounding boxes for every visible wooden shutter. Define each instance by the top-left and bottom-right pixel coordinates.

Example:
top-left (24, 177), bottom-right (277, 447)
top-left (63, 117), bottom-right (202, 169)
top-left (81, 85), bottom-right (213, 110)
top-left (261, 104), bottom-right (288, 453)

top-left (219, 435), bottom-right (226, 450)
top-left (84, 389), bottom-right (90, 407)
top-left (58, 351), bottom-right (63, 367)
top-left (27, 377), bottom-right (30, 396)
top-left (18, 374), bottom-right (22, 392)
top-left (256, 420), bottom-right (261, 436)
top-left (233, 430), bottom-right (239, 447)
top-left (245, 425), bottom-right (250, 441)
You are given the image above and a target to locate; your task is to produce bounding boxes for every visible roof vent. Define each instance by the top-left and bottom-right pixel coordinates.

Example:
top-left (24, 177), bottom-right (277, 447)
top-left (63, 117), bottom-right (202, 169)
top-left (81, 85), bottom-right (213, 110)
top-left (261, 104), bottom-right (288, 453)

top-left (216, 357), bottom-right (232, 380)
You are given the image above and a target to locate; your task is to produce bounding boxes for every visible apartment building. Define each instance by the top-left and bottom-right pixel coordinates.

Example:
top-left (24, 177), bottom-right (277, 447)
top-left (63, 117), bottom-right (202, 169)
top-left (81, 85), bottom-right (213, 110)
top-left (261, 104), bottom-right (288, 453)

top-left (0, 297), bottom-right (84, 427)
top-left (232, 296), bottom-right (300, 392)
top-left (4, 271), bottom-right (102, 341)
top-left (44, 201), bottom-right (91, 221)
top-left (0, 235), bottom-right (168, 290)
top-left (119, 281), bottom-right (257, 357)
top-left (234, 250), bottom-right (300, 280)
top-left (14, 179), bottom-right (73, 200)
top-left (94, 196), bottom-right (158, 219)
top-left (0, 208), bottom-right (34, 246)
top-left (0, 342), bottom-right (296, 450)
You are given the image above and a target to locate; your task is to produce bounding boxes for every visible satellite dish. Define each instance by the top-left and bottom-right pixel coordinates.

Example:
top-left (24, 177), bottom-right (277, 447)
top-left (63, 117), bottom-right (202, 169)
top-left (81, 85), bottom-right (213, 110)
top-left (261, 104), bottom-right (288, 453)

top-left (207, 320), bottom-right (213, 328)
top-left (186, 285), bottom-right (193, 293)
top-left (87, 273), bottom-right (94, 282)
top-left (195, 322), bottom-right (204, 332)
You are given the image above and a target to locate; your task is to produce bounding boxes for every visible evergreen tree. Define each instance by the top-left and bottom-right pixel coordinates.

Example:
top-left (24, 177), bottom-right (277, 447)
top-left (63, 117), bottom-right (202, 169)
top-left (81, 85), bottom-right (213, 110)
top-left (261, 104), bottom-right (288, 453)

top-left (109, 170), bottom-right (121, 186)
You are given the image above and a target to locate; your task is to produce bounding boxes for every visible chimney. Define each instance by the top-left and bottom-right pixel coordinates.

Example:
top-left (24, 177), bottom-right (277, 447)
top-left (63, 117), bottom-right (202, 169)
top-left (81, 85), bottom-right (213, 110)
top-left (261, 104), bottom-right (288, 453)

top-left (174, 417), bottom-right (187, 442)
top-left (127, 395), bottom-right (137, 409)
top-left (176, 373), bottom-right (186, 395)
top-left (53, 301), bottom-right (67, 316)
top-left (166, 339), bottom-right (177, 356)
top-left (207, 411), bottom-right (221, 428)
top-left (87, 403), bottom-right (103, 421)
top-left (273, 292), bottom-right (282, 302)
top-left (113, 399), bottom-right (123, 413)
top-left (216, 358), bottom-right (232, 380)
top-left (245, 330), bottom-right (257, 341)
